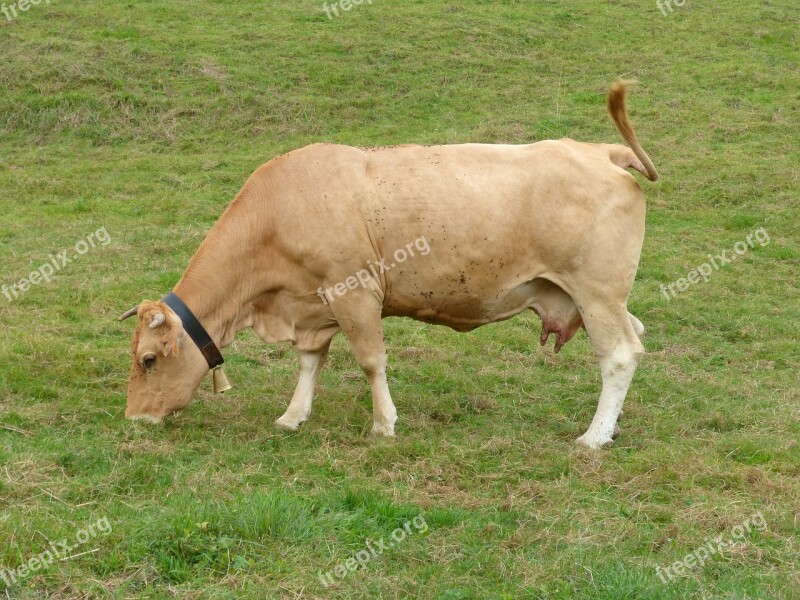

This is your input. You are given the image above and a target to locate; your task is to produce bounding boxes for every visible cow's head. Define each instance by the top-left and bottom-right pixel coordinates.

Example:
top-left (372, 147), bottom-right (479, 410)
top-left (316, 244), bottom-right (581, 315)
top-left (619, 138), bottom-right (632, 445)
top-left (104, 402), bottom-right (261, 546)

top-left (120, 300), bottom-right (208, 423)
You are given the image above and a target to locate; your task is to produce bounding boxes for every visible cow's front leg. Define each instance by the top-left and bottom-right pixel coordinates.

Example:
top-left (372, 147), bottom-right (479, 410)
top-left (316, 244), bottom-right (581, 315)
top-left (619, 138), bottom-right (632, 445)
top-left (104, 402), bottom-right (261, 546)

top-left (333, 297), bottom-right (397, 436)
top-left (275, 344), bottom-right (330, 431)
top-left (353, 335), bottom-right (397, 436)
top-left (366, 358), bottom-right (397, 437)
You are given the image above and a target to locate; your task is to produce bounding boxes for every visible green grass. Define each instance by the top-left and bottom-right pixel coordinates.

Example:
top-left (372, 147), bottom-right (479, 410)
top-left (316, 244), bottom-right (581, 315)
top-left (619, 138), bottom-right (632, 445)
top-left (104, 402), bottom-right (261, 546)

top-left (0, 1), bottom-right (798, 598)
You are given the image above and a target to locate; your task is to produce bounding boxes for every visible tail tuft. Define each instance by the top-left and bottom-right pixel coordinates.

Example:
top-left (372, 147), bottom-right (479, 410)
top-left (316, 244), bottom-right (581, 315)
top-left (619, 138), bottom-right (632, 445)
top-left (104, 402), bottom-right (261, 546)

top-left (607, 80), bottom-right (658, 182)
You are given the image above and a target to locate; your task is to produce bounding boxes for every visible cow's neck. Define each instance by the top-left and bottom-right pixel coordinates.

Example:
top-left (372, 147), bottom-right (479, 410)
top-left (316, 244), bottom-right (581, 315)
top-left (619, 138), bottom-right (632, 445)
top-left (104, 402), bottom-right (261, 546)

top-left (171, 206), bottom-right (268, 349)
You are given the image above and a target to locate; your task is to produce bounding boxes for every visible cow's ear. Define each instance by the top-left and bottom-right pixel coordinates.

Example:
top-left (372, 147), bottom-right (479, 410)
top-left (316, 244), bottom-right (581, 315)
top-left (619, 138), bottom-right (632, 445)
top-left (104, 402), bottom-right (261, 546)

top-left (155, 301), bottom-right (183, 357)
top-left (160, 330), bottom-right (181, 357)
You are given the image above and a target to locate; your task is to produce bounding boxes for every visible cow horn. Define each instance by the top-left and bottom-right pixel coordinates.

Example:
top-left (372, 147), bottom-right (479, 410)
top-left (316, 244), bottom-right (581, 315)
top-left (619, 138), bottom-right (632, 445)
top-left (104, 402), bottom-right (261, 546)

top-left (119, 306), bottom-right (139, 321)
top-left (149, 313), bottom-right (165, 329)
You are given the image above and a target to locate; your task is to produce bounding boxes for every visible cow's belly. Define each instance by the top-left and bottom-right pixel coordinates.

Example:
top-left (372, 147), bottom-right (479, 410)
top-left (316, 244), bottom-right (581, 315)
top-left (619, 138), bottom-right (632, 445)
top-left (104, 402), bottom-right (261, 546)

top-left (384, 276), bottom-right (582, 340)
top-left (385, 280), bottom-right (538, 331)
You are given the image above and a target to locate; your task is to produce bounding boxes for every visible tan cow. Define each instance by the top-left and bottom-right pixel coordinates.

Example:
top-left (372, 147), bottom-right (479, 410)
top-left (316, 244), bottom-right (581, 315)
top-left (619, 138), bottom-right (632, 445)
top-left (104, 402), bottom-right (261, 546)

top-left (120, 81), bottom-right (658, 449)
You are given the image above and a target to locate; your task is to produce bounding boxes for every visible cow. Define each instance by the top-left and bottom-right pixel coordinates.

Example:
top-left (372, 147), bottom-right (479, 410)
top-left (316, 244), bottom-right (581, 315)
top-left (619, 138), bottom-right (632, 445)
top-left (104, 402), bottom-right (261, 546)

top-left (120, 80), bottom-right (658, 449)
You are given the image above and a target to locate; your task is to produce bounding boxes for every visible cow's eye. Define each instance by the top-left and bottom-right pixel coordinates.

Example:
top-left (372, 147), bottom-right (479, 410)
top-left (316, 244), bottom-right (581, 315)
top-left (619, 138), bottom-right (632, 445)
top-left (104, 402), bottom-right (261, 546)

top-left (142, 354), bottom-right (157, 370)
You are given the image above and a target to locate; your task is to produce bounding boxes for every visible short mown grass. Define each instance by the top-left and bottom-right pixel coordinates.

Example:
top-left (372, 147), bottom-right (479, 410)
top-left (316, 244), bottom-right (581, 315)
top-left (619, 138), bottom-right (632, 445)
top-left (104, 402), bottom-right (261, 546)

top-left (0, 1), bottom-right (798, 598)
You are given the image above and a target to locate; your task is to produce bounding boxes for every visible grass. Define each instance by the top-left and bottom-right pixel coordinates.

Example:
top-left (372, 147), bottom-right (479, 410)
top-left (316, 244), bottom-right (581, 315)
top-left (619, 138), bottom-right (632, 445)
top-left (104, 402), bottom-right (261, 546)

top-left (0, 0), bottom-right (798, 598)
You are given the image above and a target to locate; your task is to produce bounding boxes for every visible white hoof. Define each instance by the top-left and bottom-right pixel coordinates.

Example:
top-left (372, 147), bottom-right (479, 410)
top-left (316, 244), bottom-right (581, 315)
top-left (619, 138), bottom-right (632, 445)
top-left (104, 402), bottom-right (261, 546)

top-left (371, 422), bottom-right (396, 437)
top-left (576, 432), bottom-right (614, 449)
top-left (275, 414), bottom-right (305, 431)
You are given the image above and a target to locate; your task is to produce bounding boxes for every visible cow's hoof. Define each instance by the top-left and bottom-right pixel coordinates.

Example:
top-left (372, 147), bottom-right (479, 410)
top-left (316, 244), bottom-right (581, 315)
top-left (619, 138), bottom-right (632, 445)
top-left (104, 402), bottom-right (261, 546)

top-left (371, 422), bottom-right (395, 437)
top-left (612, 424), bottom-right (621, 439)
top-left (275, 414), bottom-right (304, 431)
top-left (575, 433), bottom-right (614, 449)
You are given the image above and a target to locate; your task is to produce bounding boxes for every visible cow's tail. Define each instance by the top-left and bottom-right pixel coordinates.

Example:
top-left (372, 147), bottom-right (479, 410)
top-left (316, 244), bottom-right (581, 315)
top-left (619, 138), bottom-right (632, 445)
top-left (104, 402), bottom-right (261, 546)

top-left (607, 80), bottom-right (658, 182)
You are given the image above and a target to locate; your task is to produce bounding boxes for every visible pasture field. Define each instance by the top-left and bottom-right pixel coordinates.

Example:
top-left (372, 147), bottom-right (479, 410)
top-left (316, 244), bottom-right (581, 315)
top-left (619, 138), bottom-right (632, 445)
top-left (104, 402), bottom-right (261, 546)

top-left (0, 1), bottom-right (798, 598)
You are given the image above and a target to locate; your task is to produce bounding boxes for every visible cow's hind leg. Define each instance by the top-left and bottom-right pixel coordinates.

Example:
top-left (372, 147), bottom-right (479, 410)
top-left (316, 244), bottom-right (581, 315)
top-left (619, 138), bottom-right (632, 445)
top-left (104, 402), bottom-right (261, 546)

top-left (576, 302), bottom-right (644, 449)
top-left (331, 298), bottom-right (397, 436)
top-left (275, 343), bottom-right (331, 431)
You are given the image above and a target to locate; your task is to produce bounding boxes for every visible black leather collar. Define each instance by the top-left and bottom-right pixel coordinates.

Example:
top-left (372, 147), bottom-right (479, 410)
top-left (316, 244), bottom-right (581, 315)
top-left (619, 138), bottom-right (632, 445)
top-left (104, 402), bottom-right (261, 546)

top-left (162, 292), bottom-right (224, 369)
